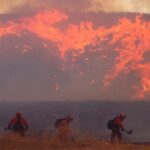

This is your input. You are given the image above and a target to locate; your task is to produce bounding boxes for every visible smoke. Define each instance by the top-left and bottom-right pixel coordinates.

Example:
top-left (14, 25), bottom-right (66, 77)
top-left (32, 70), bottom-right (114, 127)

top-left (0, 0), bottom-right (91, 14)
top-left (89, 0), bottom-right (150, 14)
top-left (0, 0), bottom-right (150, 14)
top-left (0, 0), bottom-right (26, 14)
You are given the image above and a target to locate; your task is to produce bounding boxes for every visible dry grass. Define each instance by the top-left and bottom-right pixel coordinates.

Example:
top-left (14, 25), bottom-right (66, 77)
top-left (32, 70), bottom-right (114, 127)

top-left (0, 134), bottom-right (149, 150)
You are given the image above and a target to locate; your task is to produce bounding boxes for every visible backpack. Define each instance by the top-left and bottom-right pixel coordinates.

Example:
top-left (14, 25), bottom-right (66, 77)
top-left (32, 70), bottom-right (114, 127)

top-left (107, 119), bottom-right (115, 130)
top-left (55, 118), bottom-right (64, 128)
top-left (13, 117), bottom-right (24, 131)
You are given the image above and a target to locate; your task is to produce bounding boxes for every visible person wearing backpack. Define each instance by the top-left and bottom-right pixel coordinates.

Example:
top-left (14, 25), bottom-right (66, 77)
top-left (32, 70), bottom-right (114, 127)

top-left (55, 115), bottom-right (74, 141)
top-left (108, 114), bottom-right (126, 144)
top-left (6, 112), bottom-right (29, 137)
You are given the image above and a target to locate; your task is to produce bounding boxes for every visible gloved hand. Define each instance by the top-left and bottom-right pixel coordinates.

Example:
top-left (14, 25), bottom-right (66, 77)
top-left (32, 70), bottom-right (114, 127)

top-left (4, 127), bottom-right (12, 130)
top-left (26, 126), bottom-right (29, 130)
top-left (128, 130), bottom-right (133, 135)
top-left (121, 128), bottom-right (125, 131)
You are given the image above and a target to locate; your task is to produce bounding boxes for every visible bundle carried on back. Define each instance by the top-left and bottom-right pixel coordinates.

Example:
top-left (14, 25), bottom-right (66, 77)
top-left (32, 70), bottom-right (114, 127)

top-left (107, 119), bottom-right (115, 130)
top-left (55, 118), bottom-right (64, 128)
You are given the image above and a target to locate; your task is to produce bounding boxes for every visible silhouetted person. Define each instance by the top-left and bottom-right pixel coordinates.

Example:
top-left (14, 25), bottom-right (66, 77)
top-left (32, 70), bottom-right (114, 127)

top-left (110, 114), bottom-right (126, 144)
top-left (55, 115), bottom-right (74, 141)
top-left (6, 112), bottom-right (28, 137)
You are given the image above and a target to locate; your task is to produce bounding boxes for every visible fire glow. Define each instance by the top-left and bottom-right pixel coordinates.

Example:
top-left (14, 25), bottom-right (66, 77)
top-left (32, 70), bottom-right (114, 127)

top-left (0, 10), bottom-right (150, 99)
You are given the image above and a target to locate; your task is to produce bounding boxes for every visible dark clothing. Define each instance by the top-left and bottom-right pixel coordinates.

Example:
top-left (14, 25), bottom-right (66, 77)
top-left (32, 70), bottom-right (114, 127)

top-left (111, 126), bottom-right (122, 144)
top-left (110, 116), bottom-right (124, 144)
top-left (8, 116), bottom-right (28, 133)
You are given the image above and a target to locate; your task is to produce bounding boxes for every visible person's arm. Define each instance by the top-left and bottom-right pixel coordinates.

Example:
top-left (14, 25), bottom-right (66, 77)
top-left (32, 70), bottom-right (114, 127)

top-left (7, 118), bottom-right (15, 129)
top-left (22, 118), bottom-right (29, 130)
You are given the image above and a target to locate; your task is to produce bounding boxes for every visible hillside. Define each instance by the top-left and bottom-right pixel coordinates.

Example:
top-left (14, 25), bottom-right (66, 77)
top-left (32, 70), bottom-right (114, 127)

top-left (0, 134), bottom-right (149, 150)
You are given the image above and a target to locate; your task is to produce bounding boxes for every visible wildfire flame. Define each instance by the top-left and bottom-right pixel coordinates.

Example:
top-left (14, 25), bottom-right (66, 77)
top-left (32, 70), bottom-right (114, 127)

top-left (104, 16), bottom-right (150, 99)
top-left (0, 10), bottom-right (150, 99)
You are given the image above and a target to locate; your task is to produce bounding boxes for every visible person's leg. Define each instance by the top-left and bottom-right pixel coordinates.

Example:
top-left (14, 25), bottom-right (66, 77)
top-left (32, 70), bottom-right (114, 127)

top-left (111, 128), bottom-right (116, 144)
top-left (117, 130), bottom-right (122, 144)
top-left (20, 130), bottom-right (26, 137)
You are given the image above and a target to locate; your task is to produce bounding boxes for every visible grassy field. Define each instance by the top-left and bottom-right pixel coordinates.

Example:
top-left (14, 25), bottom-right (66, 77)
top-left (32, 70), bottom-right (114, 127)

top-left (0, 134), bottom-right (150, 150)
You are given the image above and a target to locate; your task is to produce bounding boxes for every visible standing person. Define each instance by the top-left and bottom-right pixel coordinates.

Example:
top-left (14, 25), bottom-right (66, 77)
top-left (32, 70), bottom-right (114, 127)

top-left (108, 114), bottom-right (126, 144)
top-left (6, 112), bottom-right (29, 137)
top-left (55, 115), bottom-right (74, 141)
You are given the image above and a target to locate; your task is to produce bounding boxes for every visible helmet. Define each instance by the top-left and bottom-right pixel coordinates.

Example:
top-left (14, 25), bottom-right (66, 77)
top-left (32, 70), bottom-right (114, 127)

top-left (120, 113), bottom-right (126, 119)
top-left (64, 115), bottom-right (74, 121)
top-left (16, 112), bottom-right (22, 117)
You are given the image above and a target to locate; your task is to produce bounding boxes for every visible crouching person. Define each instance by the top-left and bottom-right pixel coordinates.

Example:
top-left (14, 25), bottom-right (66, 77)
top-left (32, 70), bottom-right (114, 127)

top-left (6, 112), bottom-right (29, 137)
top-left (55, 115), bottom-right (74, 141)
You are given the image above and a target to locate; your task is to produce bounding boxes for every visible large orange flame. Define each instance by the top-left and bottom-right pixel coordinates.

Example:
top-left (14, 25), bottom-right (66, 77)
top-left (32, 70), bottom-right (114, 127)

top-left (104, 16), bottom-right (150, 99)
top-left (0, 10), bottom-right (149, 99)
